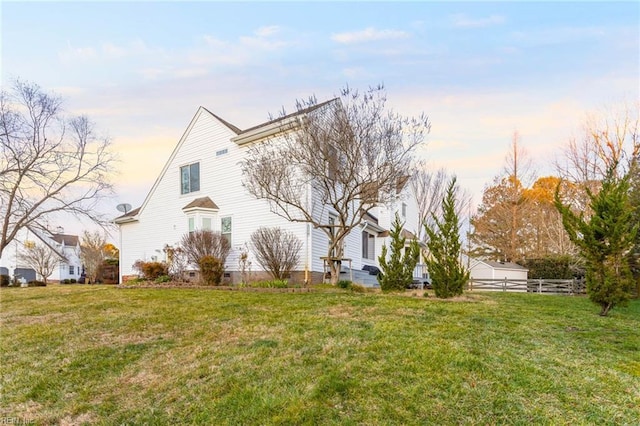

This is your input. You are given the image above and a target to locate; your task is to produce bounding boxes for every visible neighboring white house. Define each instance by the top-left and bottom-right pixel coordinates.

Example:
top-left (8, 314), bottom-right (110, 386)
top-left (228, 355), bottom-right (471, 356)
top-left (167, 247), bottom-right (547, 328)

top-left (0, 227), bottom-right (83, 283)
top-left (115, 104), bottom-right (421, 285)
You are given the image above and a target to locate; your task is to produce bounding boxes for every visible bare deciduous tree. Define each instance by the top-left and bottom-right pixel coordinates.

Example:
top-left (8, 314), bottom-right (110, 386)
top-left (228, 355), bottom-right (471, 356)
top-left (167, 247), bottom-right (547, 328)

top-left (470, 132), bottom-right (536, 262)
top-left (555, 102), bottom-right (639, 209)
top-left (250, 227), bottom-right (302, 280)
top-left (20, 242), bottom-right (61, 284)
top-left (411, 162), bottom-right (471, 243)
top-left (163, 244), bottom-right (189, 281)
top-left (0, 80), bottom-right (117, 257)
top-left (521, 176), bottom-right (578, 258)
top-left (80, 230), bottom-right (107, 284)
top-left (180, 230), bottom-right (231, 267)
top-left (410, 163), bottom-right (448, 242)
top-left (503, 131), bottom-right (536, 262)
top-left (241, 85), bottom-right (430, 284)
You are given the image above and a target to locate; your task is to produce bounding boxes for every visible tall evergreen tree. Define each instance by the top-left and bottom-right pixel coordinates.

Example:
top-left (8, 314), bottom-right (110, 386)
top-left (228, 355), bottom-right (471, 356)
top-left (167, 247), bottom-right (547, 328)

top-left (378, 215), bottom-right (420, 292)
top-left (555, 167), bottom-right (638, 316)
top-left (424, 177), bottom-right (469, 298)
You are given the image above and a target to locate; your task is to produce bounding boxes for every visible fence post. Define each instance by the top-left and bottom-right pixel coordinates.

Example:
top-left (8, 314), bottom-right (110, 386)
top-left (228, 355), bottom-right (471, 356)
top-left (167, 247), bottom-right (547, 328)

top-left (503, 277), bottom-right (507, 292)
top-left (538, 278), bottom-right (542, 294)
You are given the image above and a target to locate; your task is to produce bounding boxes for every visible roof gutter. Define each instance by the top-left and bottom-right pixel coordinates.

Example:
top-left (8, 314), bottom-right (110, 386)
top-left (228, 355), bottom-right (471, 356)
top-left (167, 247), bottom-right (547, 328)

top-left (231, 116), bottom-right (301, 146)
top-left (113, 216), bottom-right (138, 225)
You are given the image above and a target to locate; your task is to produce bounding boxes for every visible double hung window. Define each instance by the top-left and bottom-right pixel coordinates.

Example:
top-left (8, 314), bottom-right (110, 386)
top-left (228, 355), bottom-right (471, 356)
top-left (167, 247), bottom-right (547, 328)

top-left (180, 163), bottom-right (200, 194)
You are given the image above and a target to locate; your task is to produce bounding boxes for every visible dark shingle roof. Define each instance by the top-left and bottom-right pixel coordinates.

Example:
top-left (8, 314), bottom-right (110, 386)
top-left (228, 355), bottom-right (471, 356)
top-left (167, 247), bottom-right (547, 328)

top-left (239, 98), bottom-right (338, 135)
top-left (182, 197), bottom-right (219, 211)
top-left (201, 107), bottom-right (242, 134)
top-left (51, 234), bottom-right (79, 247)
top-left (115, 207), bottom-right (140, 221)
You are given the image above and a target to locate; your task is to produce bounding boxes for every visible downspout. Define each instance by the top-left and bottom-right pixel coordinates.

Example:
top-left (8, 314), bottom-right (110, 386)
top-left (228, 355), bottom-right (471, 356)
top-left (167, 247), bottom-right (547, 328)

top-left (305, 181), bottom-right (312, 285)
top-left (118, 223), bottom-right (123, 285)
top-left (362, 221), bottom-right (369, 263)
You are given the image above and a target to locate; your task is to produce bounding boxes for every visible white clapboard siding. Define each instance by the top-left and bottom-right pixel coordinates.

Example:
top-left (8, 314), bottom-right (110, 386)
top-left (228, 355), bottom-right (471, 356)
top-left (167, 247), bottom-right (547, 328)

top-left (117, 105), bottom-right (420, 283)
top-left (118, 108), bottom-right (312, 277)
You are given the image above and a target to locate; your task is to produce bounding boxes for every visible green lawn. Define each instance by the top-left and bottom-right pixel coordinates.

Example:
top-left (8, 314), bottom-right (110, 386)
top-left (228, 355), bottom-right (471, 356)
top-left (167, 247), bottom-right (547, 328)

top-left (1, 285), bottom-right (638, 425)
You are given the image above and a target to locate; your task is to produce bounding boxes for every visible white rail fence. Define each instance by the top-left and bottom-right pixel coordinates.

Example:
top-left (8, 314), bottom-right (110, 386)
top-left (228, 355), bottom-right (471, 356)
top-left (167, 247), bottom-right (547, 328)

top-left (467, 278), bottom-right (586, 295)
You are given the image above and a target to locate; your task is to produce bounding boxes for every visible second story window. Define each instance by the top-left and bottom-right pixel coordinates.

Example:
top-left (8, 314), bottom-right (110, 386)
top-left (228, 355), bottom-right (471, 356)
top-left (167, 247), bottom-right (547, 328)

top-left (180, 162), bottom-right (200, 194)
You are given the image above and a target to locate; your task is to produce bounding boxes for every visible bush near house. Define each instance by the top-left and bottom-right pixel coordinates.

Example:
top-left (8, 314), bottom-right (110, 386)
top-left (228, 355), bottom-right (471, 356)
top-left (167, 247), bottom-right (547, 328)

top-left (1, 275), bottom-right (9, 287)
top-left (133, 260), bottom-right (169, 281)
top-left (198, 256), bottom-right (224, 286)
top-left (250, 227), bottom-right (302, 280)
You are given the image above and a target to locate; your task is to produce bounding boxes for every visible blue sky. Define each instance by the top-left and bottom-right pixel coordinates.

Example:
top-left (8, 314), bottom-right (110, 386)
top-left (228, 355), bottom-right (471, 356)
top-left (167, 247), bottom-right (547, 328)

top-left (2, 1), bottom-right (638, 231)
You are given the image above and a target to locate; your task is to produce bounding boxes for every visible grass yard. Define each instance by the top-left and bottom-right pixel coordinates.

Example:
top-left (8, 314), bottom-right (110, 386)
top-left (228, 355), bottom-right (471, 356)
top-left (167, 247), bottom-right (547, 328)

top-left (1, 285), bottom-right (639, 425)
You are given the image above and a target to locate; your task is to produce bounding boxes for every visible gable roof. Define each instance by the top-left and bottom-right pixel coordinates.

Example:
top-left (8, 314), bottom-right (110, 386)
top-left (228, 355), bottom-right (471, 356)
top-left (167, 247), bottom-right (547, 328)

top-left (115, 107), bottom-right (238, 225)
top-left (24, 226), bottom-right (73, 261)
top-left (115, 99), bottom-right (340, 226)
top-left (461, 254), bottom-right (529, 272)
top-left (201, 107), bottom-right (242, 134)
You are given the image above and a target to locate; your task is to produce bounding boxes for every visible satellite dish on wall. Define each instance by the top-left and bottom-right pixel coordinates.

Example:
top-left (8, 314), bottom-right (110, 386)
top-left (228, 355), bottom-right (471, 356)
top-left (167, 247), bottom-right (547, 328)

top-left (116, 203), bottom-right (132, 214)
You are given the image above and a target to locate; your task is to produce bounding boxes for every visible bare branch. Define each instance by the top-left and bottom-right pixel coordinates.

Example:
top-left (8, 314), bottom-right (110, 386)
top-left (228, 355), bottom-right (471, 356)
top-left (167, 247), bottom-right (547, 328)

top-left (241, 84), bottom-right (430, 284)
top-left (0, 80), bottom-right (117, 256)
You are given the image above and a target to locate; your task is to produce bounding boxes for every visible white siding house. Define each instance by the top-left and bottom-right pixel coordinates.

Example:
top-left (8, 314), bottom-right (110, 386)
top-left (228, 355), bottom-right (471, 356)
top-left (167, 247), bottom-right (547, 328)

top-left (0, 227), bottom-right (83, 283)
top-left (115, 105), bottom-right (421, 285)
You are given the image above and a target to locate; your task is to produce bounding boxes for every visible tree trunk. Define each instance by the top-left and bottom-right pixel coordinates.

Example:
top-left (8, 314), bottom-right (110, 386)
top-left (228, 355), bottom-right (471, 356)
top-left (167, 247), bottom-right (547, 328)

top-left (328, 238), bottom-right (345, 285)
top-left (599, 302), bottom-right (613, 316)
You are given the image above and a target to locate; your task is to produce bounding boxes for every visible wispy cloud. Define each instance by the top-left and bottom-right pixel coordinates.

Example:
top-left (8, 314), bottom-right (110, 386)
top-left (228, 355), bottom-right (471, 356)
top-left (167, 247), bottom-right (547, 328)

top-left (255, 25), bottom-right (281, 37)
top-left (511, 26), bottom-right (606, 46)
top-left (341, 67), bottom-right (373, 79)
top-left (451, 14), bottom-right (505, 29)
top-left (59, 42), bottom-right (97, 61)
top-left (331, 27), bottom-right (410, 44)
top-left (59, 39), bottom-right (161, 63)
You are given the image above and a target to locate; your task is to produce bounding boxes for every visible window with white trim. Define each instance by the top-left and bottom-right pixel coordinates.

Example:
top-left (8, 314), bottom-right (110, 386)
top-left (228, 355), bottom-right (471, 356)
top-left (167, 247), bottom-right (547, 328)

top-left (362, 231), bottom-right (375, 260)
top-left (221, 217), bottom-right (232, 244)
top-left (180, 162), bottom-right (200, 194)
top-left (69, 265), bottom-right (74, 275)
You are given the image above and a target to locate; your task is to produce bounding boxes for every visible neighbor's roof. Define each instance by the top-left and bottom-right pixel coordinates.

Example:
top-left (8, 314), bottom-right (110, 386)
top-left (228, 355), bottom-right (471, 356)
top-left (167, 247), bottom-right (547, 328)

top-left (51, 234), bottom-right (79, 247)
top-left (484, 261), bottom-right (528, 270)
top-left (378, 228), bottom-right (418, 240)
